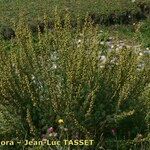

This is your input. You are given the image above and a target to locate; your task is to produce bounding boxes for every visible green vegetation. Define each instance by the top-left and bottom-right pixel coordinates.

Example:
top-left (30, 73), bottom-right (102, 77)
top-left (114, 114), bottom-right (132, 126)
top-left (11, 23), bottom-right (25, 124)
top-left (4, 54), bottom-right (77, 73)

top-left (0, 0), bottom-right (150, 150)
top-left (0, 0), bottom-right (150, 24)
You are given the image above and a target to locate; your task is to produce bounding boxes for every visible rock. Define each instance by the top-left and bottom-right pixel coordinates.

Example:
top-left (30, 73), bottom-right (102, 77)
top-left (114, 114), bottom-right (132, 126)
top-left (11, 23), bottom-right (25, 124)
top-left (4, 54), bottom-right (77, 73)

top-left (107, 13), bottom-right (118, 25)
top-left (70, 19), bottom-right (77, 28)
top-left (28, 21), bottom-right (46, 34)
top-left (38, 21), bottom-right (45, 33)
top-left (28, 21), bottom-right (38, 34)
top-left (138, 2), bottom-right (150, 14)
top-left (47, 20), bottom-right (54, 30)
top-left (1, 26), bottom-right (15, 40)
top-left (134, 11), bottom-right (147, 20)
top-left (88, 13), bottom-right (106, 25)
top-left (28, 20), bottom-right (54, 34)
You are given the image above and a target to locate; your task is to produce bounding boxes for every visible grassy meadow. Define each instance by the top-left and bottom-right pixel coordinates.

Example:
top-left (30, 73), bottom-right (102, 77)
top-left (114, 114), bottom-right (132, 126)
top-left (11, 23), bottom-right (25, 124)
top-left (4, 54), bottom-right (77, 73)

top-left (0, 0), bottom-right (150, 150)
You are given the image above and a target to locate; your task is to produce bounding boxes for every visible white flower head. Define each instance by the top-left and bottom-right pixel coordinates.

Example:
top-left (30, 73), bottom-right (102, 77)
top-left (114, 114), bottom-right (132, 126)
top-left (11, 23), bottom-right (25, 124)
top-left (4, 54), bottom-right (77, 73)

top-left (139, 52), bottom-right (143, 56)
top-left (51, 51), bottom-right (58, 61)
top-left (78, 39), bottom-right (81, 43)
top-left (100, 30), bottom-right (103, 33)
top-left (100, 41), bottom-right (105, 45)
top-left (31, 75), bottom-right (35, 80)
top-left (99, 55), bottom-right (107, 64)
top-left (111, 45), bottom-right (114, 49)
top-left (76, 39), bottom-right (82, 47)
top-left (52, 63), bottom-right (57, 69)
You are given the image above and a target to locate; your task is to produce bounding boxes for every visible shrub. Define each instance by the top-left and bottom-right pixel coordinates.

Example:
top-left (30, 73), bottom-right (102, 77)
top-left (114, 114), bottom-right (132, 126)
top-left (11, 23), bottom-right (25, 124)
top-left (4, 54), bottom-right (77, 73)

top-left (0, 12), bottom-right (150, 149)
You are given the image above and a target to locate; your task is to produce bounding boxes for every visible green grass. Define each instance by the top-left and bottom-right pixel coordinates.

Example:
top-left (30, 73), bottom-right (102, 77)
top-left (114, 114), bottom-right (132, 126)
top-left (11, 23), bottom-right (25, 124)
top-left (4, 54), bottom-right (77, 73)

top-left (0, 0), bottom-right (150, 48)
top-left (138, 19), bottom-right (150, 47)
top-left (0, 0), bottom-right (150, 25)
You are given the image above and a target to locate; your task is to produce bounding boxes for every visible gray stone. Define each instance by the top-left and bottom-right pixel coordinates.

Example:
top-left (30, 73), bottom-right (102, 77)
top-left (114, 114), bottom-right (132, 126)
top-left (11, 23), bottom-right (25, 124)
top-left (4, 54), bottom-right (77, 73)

top-left (1, 26), bottom-right (15, 40)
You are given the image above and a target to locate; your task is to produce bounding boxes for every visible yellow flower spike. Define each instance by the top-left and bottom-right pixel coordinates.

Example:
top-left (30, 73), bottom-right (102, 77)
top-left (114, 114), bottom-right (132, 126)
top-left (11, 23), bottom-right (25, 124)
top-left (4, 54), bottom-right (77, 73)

top-left (58, 119), bottom-right (64, 124)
